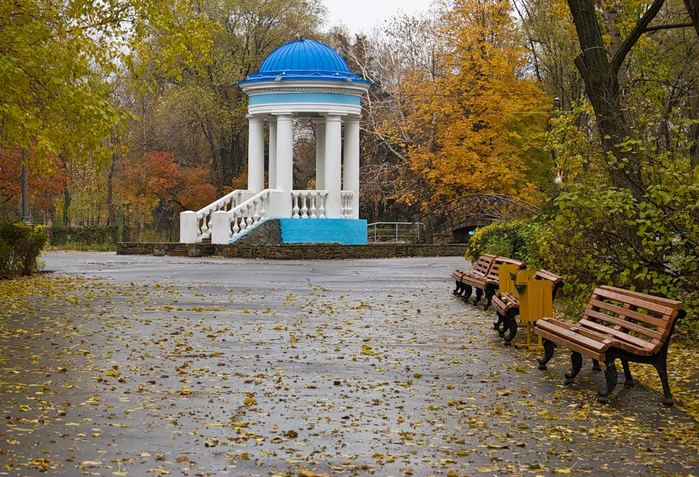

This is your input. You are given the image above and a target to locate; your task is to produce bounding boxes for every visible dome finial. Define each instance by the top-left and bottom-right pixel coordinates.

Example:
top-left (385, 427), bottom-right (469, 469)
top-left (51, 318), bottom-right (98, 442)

top-left (295, 34), bottom-right (303, 41)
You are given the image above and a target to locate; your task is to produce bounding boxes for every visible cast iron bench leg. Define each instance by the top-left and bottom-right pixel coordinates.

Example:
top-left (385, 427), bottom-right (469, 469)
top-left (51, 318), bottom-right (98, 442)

top-left (597, 359), bottom-right (618, 404)
top-left (473, 288), bottom-right (483, 306)
top-left (503, 309), bottom-right (518, 346)
top-left (483, 290), bottom-right (494, 310)
top-left (651, 349), bottom-right (674, 406)
top-left (538, 339), bottom-right (555, 370)
top-left (621, 359), bottom-right (634, 387)
top-left (461, 285), bottom-right (473, 302)
top-left (565, 351), bottom-right (583, 384)
top-left (494, 312), bottom-right (506, 332)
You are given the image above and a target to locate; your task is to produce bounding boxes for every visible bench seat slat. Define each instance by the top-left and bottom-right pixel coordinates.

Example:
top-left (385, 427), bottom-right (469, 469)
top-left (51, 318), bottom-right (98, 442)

top-left (492, 293), bottom-right (518, 312)
top-left (460, 276), bottom-right (495, 287)
top-left (535, 326), bottom-right (609, 361)
top-left (577, 320), bottom-right (655, 355)
top-left (535, 318), bottom-right (613, 353)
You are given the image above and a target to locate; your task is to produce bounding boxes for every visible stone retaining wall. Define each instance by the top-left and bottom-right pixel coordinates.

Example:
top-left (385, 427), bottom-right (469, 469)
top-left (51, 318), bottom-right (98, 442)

top-left (117, 242), bottom-right (466, 260)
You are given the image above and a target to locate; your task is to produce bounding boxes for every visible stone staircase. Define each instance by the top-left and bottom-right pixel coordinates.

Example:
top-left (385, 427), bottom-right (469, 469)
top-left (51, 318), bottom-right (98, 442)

top-left (167, 244), bottom-right (189, 257)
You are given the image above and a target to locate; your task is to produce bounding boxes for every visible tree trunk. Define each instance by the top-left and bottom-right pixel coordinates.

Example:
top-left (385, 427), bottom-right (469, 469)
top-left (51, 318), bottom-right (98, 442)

top-left (107, 151), bottom-right (117, 226)
top-left (62, 188), bottom-right (71, 227)
top-left (566, 0), bottom-right (665, 200)
top-left (685, 0), bottom-right (699, 38)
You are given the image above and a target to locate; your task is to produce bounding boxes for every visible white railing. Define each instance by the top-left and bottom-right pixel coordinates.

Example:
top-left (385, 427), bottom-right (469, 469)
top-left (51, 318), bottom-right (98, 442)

top-left (341, 191), bottom-right (354, 218)
top-left (212, 190), bottom-right (270, 244)
top-left (195, 189), bottom-right (247, 240)
top-left (291, 190), bottom-right (328, 218)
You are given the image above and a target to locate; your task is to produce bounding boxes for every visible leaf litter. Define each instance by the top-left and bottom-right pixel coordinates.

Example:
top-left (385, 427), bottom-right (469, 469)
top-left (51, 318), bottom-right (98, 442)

top-left (0, 256), bottom-right (698, 476)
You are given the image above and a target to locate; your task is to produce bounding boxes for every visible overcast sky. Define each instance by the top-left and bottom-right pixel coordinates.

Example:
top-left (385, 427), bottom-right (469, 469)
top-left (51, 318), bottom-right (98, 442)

top-left (322, 0), bottom-right (434, 34)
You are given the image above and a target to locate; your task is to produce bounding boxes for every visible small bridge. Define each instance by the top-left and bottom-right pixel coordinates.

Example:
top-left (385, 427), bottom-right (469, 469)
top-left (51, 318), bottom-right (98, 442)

top-left (414, 194), bottom-right (541, 243)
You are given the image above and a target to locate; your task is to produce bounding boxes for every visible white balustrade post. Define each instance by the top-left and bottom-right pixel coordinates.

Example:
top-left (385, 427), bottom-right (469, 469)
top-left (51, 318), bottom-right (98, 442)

top-left (211, 211), bottom-right (231, 244)
top-left (180, 211), bottom-right (198, 243)
top-left (323, 114), bottom-right (343, 218)
top-left (247, 115), bottom-right (265, 192)
top-left (343, 116), bottom-right (361, 219)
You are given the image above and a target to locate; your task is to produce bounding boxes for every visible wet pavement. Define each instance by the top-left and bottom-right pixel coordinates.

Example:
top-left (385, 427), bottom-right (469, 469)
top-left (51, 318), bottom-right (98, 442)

top-left (0, 252), bottom-right (698, 476)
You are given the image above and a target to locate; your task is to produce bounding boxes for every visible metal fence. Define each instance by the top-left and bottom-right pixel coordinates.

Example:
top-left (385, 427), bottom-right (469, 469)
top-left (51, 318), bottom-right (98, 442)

top-left (367, 222), bottom-right (423, 243)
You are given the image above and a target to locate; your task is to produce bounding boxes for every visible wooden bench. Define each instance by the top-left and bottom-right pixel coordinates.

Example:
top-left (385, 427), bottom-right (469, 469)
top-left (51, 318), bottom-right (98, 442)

top-left (534, 286), bottom-right (685, 405)
top-left (452, 255), bottom-right (525, 309)
top-left (452, 254), bottom-right (495, 299)
top-left (493, 269), bottom-right (564, 346)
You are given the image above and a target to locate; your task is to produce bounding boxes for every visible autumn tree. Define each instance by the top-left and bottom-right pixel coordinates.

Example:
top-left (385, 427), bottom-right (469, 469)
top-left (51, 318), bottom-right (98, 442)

top-left (0, 147), bottom-right (67, 223)
top-left (514, 0), bottom-right (584, 111)
top-left (0, 0), bottom-right (206, 226)
top-left (116, 151), bottom-right (217, 240)
top-left (538, 0), bottom-right (699, 314)
top-left (397, 0), bottom-right (552, 209)
top-left (133, 0), bottom-right (327, 190)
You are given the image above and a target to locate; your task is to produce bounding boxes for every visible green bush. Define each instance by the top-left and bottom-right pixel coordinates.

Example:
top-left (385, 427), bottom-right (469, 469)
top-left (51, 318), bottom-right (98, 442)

top-left (49, 225), bottom-right (128, 248)
top-left (539, 179), bottom-right (699, 338)
top-left (465, 220), bottom-right (543, 267)
top-left (0, 223), bottom-right (48, 278)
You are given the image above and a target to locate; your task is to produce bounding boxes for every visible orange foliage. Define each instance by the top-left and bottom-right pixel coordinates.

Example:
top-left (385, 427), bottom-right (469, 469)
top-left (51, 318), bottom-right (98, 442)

top-left (0, 146), bottom-right (68, 215)
top-left (399, 0), bottom-right (552, 209)
top-left (117, 151), bottom-right (217, 212)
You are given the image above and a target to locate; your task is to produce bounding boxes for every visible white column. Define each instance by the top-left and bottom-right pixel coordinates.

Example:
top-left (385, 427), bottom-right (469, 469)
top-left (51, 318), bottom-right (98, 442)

top-left (275, 113), bottom-right (294, 217)
top-left (268, 118), bottom-right (277, 189)
top-left (247, 115), bottom-right (265, 192)
top-left (343, 116), bottom-right (361, 219)
top-left (315, 120), bottom-right (326, 190)
top-left (324, 114), bottom-right (343, 218)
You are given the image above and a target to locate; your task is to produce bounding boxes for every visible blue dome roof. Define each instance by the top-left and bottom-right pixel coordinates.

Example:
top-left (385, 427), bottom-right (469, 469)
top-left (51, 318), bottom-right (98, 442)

top-left (240, 38), bottom-right (369, 85)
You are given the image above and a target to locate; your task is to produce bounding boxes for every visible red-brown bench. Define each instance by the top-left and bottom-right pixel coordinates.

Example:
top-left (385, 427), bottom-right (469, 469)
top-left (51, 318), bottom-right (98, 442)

top-left (452, 254), bottom-right (495, 299)
top-left (452, 255), bottom-right (525, 309)
top-left (535, 286), bottom-right (685, 405)
top-left (493, 269), bottom-right (564, 345)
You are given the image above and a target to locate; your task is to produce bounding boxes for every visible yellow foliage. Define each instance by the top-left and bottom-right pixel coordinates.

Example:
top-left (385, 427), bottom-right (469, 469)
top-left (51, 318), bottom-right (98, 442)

top-left (397, 0), bottom-right (552, 209)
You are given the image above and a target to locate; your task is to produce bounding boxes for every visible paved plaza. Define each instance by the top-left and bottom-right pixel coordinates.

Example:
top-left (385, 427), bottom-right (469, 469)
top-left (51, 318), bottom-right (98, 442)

top-left (1, 252), bottom-right (698, 476)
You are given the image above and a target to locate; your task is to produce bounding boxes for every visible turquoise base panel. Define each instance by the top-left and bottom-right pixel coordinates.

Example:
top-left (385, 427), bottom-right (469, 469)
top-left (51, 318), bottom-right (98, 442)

top-left (280, 219), bottom-right (367, 245)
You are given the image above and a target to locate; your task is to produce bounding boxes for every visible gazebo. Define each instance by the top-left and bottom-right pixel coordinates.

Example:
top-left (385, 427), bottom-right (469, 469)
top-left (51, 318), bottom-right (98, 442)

top-left (179, 38), bottom-right (371, 245)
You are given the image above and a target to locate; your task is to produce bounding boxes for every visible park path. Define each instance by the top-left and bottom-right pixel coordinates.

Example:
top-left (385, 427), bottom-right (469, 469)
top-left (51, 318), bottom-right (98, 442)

top-left (0, 252), bottom-right (698, 476)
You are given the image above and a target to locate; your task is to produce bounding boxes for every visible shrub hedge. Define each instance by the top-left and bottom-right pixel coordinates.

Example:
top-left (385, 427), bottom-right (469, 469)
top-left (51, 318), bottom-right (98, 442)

top-left (49, 225), bottom-right (129, 246)
top-left (0, 223), bottom-right (48, 278)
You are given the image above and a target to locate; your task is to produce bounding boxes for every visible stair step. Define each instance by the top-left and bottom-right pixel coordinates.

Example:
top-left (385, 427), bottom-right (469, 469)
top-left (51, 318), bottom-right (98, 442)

top-left (167, 245), bottom-right (189, 257)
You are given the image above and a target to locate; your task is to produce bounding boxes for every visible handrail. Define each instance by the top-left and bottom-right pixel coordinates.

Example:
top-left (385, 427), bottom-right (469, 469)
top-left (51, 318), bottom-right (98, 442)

top-left (196, 189), bottom-right (248, 240)
top-left (224, 190), bottom-right (270, 242)
top-left (367, 222), bottom-right (423, 243)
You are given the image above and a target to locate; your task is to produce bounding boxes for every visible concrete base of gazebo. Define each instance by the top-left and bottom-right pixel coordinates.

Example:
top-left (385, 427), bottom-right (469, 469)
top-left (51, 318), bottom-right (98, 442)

top-left (280, 218), bottom-right (367, 245)
top-left (196, 218), bottom-right (367, 246)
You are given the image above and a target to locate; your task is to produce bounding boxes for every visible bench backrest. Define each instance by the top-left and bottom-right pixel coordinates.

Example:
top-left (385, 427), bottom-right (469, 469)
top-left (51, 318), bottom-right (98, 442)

top-left (581, 286), bottom-right (685, 354)
top-left (533, 269), bottom-right (564, 298)
top-left (471, 254), bottom-right (497, 278)
top-left (486, 256), bottom-right (525, 282)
